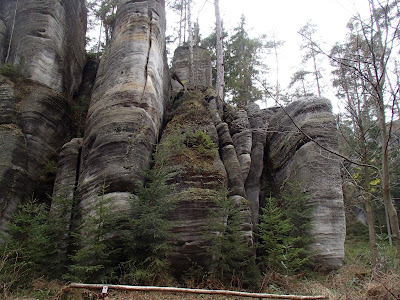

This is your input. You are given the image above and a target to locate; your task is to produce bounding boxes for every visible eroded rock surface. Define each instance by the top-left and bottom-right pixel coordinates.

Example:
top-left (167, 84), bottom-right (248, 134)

top-left (160, 91), bottom-right (227, 271)
top-left (76, 0), bottom-right (170, 228)
top-left (0, 18), bottom-right (5, 60)
top-left (6, 0), bottom-right (86, 96)
top-left (171, 46), bottom-right (212, 91)
top-left (159, 90), bottom-right (254, 272)
top-left (0, 0), bottom-right (86, 234)
top-left (267, 97), bottom-right (345, 270)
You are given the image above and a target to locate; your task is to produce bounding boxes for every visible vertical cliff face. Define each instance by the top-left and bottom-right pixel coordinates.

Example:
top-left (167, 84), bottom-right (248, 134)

top-left (159, 91), bottom-right (229, 271)
top-left (0, 0), bottom-right (346, 272)
top-left (267, 98), bottom-right (346, 270)
top-left (5, 0), bottom-right (86, 96)
top-left (76, 0), bottom-right (170, 228)
top-left (0, 0), bottom-right (86, 234)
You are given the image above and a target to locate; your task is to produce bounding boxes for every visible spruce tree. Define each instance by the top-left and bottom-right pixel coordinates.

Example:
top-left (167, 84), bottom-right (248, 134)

top-left (205, 190), bottom-right (257, 288)
top-left (257, 194), bottom-right (313, 275)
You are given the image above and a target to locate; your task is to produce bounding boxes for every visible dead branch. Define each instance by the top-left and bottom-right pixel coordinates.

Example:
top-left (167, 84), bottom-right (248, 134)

top-left (60, 283), bottom-right (328, 300)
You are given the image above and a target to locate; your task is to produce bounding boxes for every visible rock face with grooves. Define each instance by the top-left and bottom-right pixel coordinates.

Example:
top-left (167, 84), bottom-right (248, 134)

top-left (50, 138), bottom-right (82, 254)
top-left (227, 109), bottom-right (252, 183)
top-left (0, 18), bottom-right (5, 60)
top-left (171, 45), bottom-right (212, 91)
top-left (267, 97), bottom-right (345, 270)
top-left (244, 104), bottom-right (274, 226)
top-left (0, 0), bottom-right (86, 234)
top-left (6, 0), bottom-right (86, 96)
top-left (160, 91), bottom-right (228, 271)
top-left (77, 0), bottom-right (169, 228)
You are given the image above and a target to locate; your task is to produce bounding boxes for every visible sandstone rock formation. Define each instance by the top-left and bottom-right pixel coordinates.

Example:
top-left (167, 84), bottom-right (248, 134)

top-left (0, 0), bottom-right (347, 273)
top-left (76, 0), bottom-right (170, 230)
top-left (171, 45), bottom-right (212, 91)
top-left (0, 0), bottom-right (86, 234)
top-left (267, 98), bottom-right (346, 270)
top-left (6, 0), bottom-right (86, 96)
top-left (0, 19), bottom-right (5, 60)
top-left (159, 91), bottom-right (228, 271)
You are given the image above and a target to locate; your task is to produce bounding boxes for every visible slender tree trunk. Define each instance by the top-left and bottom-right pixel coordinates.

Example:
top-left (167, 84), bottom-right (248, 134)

top-left (178, 0), bottom-right (184, 46)
top-left (361, 139), bottom-right (378, 267)
top-left (97, 19), bottom-right (103, 55)
top-left (301, 78), bottom-right (306, 96)
top-left (214, 0), bottom-right (224, 100)
top-left (369, 0), bottom-right (400, 259)
top-left (183, 1), bottom-right (187, 44)
top-left (311, 47), bottom-right (321, 97)
top-left (378, 100), bottom-right (400, 258)
top-left (187, 0), bottom-right (194, 88)
top-left (5, 0), bottom-right (19, 64)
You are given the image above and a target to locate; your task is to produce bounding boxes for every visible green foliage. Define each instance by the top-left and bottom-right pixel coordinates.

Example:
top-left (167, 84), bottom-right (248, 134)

top-left (0, 63), bottom-right (24, 82)
top-left (86, 0), bottom-right (118, 50)
top-left (0, 199), bottom-right (57, 289)
top-left (205, 189), bottom-right (258, 288)
top-left (201, 15), bottom-right (266, 107)
top-left (66, 184), bottom-right (120, 283)
top-left (257, 193), bottom-right (313, 275)
top-left (156, 128), bottom-right (217, 165)
top-left (120, 166), bottom-right (177, 285)
top-left (66, 164), bottom-right (176, 285)
top-left (224, 16), bottom-right (265, 107)
top-left (72, 96), bottom-right (91, 137)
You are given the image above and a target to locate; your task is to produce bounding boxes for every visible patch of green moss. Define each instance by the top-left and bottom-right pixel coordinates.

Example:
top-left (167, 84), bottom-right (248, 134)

top-left (0, 63), bottom-right (25, 83)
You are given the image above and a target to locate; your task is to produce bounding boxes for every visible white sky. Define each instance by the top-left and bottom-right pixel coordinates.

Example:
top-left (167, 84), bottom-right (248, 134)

top-left (166, 0), bottom-right (372, 112)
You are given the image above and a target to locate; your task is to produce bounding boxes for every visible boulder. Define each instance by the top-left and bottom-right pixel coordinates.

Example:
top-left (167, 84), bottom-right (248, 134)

top-left (267, 97), bottom-right (345, 269)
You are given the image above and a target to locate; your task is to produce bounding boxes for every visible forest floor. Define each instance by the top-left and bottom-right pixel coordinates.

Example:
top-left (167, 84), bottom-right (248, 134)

top-left (7, 239), bottom-right (400, 300)
top-left (9, 265), bottom-right (400, 300)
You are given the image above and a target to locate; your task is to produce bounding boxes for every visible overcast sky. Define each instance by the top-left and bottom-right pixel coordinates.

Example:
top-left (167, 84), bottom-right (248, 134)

top-left (166, 0), bottom-right (372, 111)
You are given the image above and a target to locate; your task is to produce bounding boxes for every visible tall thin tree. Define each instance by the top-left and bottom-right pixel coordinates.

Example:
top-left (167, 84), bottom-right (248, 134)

top-left (187, 0), bottom-right (194, 88)
top-left (214, 0), bottom-right (225, 100)
top-left (5, 0), bottom-right (18, 64)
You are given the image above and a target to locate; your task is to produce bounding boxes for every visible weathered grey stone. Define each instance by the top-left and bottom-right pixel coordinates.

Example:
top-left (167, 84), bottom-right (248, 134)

top-left (171, 45), bottom-right (212, 90)
top-left (0, 18), bottom-right (5, 61)
top-left (18, 84), bottom-right (73, 178)
top-left (77, 0), bottom-right (169, 224)
top-left (0, 125), bottom-right (29, 235)
top-left (7, 0), bottom-right (86, 96)
top-left (244, 104), bottom-right (271, 226)
top-left (267, 97), bottom-right (345, 269)
top-left (220, 145), bottom-right (246, 197)
top-left (159, 92), bottom-right (228, 271)
top-left (238, 153), bottom-right (251, 182)
top-left (0, 76), bottom-right (16, 124)
top-left (49, 138), bottom-right (82, 255)
top-left (51, 138), bottom-right (82, 221)
top-left (0, 0), bottom-right (86, 236)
